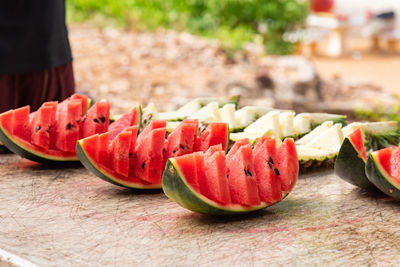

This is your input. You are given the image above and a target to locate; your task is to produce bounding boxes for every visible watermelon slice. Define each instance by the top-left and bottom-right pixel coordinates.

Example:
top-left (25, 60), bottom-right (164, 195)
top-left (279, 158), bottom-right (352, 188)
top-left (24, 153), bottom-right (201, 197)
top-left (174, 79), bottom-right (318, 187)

top-left (194, 122), bottom-right (229, 152)
top-left (108, 106), bottom-right (141, 142)
top-left (164, 119), bottom-right (199, 166)
top-left (335, 128), bottom-right (376, 190)
top-left (0, 94), bottom-right (109, 163)
top-left (226, 143), bottom-right (260, 206)
top-left (80, 101), bottom-right (111, 138)
top-left (253, 136), bottom-right (283, 204)
top-left (162, 138), bottom-right (299, 215)
top-left (365, 147), bottom-right (400, 199)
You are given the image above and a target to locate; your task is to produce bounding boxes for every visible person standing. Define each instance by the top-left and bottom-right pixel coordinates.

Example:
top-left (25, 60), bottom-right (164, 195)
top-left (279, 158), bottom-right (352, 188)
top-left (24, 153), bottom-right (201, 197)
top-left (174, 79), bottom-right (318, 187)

top-left (0, 0), bottom-right (75, 113)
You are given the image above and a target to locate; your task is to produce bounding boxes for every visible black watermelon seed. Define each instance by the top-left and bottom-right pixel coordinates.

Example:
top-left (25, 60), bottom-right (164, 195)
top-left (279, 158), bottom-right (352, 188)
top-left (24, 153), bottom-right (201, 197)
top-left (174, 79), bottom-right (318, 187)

top-left (46, 127), bottom-right (50, 133)
top-left (67, 123), bottom-right (73, 130)
top-left (244, 169), bottom-right (248, 175)
top-left (227, 174), bottom-right (229, 179)
top-left (82, 118), bottom-right (87, 123)
top-left (129, 153), bottom-right (132, 158)
top-left (99, 116), bottom-right (106, 123)
top-left (179, 145), bottom-right (185, 150)
top-left (93, 118), bottom-right (99, 123)
top-left (76, 120), bottom-right (80, 124)
top-left (247, 170), bottom-right (252, 176)
top-left (269, 157), bottom-right (274, 164)
top-left (36, 126), bottom-right (41, 132)
top-left (267, 162), bottom-right (272, 169)
top-left (141, 162), bottom-right (146, 169)
top-left (172, 149), bottom-right (177, 153)
top-left (274, 168), bottom-right (280, 176)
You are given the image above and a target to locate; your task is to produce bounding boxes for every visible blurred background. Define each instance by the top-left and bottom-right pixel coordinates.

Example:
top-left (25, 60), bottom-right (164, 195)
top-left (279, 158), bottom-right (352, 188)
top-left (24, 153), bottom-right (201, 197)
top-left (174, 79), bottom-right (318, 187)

top-left (66, 0), bottom-right (400, 122)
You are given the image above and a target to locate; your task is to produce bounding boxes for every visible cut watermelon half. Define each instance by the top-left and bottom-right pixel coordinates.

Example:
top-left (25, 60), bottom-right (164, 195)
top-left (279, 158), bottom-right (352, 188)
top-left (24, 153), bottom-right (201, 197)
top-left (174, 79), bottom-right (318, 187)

top-left (78, 119), bottom-right (230, 190)
top-left (0, 94), bottom-right (101, 163)
top-left (335, 128), bottom-right (376, 190)
top-left (162, 138), bottom-right (298, 215)
top-left (365, 146), bottom-right (400, 199)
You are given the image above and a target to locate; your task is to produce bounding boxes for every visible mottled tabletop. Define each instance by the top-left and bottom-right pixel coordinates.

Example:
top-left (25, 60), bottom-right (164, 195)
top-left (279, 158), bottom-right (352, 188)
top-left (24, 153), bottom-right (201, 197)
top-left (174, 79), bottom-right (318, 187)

top-left (0, 152), bottom-right (399, 266)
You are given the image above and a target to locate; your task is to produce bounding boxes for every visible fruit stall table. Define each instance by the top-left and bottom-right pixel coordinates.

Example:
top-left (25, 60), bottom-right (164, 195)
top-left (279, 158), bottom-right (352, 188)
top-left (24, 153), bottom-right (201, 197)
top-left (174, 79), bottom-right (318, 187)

top-left (1, 152), bottom-right (400, 266)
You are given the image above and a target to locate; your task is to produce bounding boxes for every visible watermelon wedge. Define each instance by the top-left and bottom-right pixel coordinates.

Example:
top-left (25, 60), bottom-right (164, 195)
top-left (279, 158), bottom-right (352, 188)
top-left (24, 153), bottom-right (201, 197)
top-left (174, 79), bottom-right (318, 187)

top-left (78, 119), bottom-right (230, 189)
top-left (335, 128), bottom-right (376, 190)
top-left (365, 146), bottom-right (400, 199)
top-left (162, 138), bottom-right (299, 215)
top-left (0, 94), bottom-right (101, 163)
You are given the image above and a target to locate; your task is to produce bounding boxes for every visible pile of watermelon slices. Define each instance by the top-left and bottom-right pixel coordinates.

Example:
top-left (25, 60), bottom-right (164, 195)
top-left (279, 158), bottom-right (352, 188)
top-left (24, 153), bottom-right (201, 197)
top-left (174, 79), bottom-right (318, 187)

top-left (163, 137), bottom-right (299, 215)
top-left (0, 94), bottom-right (140, 163)
top-left (0, 96), bottom-right (300, 215)
top-left (77, 119), bottom-right (229, 189)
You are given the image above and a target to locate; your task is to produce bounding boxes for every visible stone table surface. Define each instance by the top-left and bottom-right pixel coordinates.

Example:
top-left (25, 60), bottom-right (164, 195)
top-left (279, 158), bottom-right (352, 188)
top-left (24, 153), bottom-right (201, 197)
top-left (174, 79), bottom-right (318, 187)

top-left (0, 152), bottom-right (400, 266)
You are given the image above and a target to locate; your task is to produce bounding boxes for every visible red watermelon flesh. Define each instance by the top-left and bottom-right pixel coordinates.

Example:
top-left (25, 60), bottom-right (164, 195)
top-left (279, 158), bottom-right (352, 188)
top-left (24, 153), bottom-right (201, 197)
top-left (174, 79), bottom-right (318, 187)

top-left (164, 120), bottom-right (199, 166)
top-left (391, 146), bottom-right (400, 181)
top-left (97, 132), bottom-right (111, 168)
top-left (12, 106), bottom-right (31, 142)
top-left (136, 120), bottom-right (167, 145)
top-left (108, 107), bottom-right (140, 142)
top-left (135, 126), bottom-right (167, 184)
top-left (80, 101), bottom-right (110, 139)
top-left (195, 123), bottom-right (228, 152)
top-left (79, 134), bottom-right (99, 161)
top-left (227, 138), bottom-right (250, 160)
top-left (55, 100), bottom-right (82, 152)
top-left (253, 137), bottom-right (282, 204)
top-left (123, 125), bottom-right (139, 178)
top-left (175, 153), bottom-right (199, 192)
top-left (349, 128), bottom-right (367, 161)
top-left (226, 143), bottom-right (260, 206)
top-left (377, 147), bottom-right (393, 175)
top-left (70, 93), bottom-right (89, 116)
top-left (0, 110), bottom-right (13, 134)
top-left (109, 131), bottom-right (132, 177)
top-left (194, 152), bottom-right (207, 194)
top-left (203, 145), bottom-right (232, 205)
top-left (31, 105), bottom-right (56, 149)
top-left (276, 138), bottom-right (299, 194)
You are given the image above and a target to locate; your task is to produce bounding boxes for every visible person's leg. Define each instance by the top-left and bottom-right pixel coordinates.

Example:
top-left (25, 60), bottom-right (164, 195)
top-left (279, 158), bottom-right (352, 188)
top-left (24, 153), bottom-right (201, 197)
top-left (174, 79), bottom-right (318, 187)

top-left (0, 73), bottom-right (19, 113)
top-left (0, 62), bottom-right (75, 113)
top-left (46, 62), bottom-right (75, 103)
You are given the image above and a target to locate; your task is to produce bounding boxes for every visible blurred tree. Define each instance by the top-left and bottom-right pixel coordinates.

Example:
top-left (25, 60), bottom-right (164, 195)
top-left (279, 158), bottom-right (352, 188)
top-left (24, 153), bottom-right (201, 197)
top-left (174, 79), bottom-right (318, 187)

top-left (67, 0), bottom-right (309, 55)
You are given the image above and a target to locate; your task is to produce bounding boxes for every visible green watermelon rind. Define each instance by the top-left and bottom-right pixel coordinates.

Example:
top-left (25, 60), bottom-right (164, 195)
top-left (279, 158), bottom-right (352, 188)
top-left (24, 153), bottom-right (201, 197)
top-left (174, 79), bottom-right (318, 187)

top-left (365, 152), bottom-right (400, 200)
top-left (0, 124), bottom-right (78, 163)
top-left (334, 137), bottom-right (376, 190)
top-left (76, 140), bottom-right (161, 190)
top-left (162, 158), bottom-right (286, 215)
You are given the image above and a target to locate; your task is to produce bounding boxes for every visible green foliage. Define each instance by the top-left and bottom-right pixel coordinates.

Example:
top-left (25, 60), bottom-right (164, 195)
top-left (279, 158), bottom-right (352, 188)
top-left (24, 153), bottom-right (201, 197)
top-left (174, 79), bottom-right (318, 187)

top-left (66, 0), bottom-right (309, 54)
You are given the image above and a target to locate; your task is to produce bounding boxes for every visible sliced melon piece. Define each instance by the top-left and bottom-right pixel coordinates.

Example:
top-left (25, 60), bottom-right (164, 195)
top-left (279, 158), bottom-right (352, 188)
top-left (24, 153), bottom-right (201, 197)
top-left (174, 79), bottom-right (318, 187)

top-left (306, 113), bottom-right (347, 127)
top-left (295, 121), bottom-right (334, 145)
top-left (279, 111), bottom-right (295, 138)
top-left (244, 111), bottom-right (281, 138)
top-left (296, 146), bottom-right (338, 162)
top-left (159, 95), bottom-right (239, 122)
top-left (307, 124), bottom-right (344, 152)
top-left (219, 104), bottom-right (237, 130)
top-left (188, 102), bottom-right (221, 124)
top-left (293, 113), bottom-right (311, 136)
top-left (229, 129), bottom-right (282, 147)
top-left (235, 106), bottom-right (273, 129)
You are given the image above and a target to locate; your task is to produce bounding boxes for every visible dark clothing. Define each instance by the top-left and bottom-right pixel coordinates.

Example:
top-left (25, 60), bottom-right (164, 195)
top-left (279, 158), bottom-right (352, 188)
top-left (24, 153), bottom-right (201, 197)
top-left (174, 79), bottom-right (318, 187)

top-left (0, 62), bottom-right (75, 113)
top-left (0, 1), bottom-right (72, 75)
